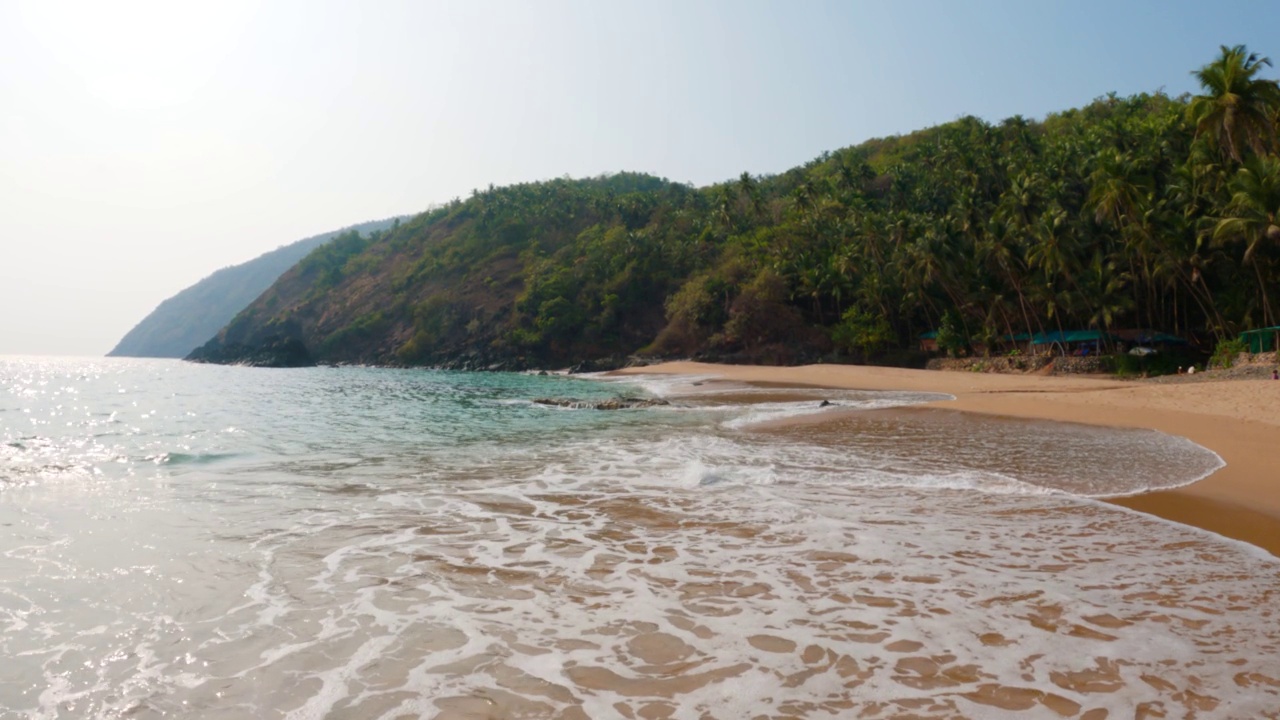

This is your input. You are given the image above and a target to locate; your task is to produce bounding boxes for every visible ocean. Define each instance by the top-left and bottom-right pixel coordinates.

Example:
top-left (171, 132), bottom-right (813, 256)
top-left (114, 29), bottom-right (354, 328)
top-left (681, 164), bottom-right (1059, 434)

top-left (1, 356), bottom-right (1277, 719)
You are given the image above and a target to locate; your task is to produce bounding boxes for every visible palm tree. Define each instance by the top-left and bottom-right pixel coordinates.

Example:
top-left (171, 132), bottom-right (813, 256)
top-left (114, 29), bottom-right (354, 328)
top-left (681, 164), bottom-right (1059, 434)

top-left (1080, 251), bottom-right (1134, 341)
top-left (791, 180), bottom-right (817, 218)
top-left (1187, 45), bottom-right (1280, 163)
top-left (1027, 206), bottom-right (1077, 288)
top-left (1088, 150), bottom-right (1152, 227)
top-left (972, 215), bottom-right (1032, 336)
top-left (737, 172), bottom-right (763, 217)
top-left (1213, 155), bottom-right (1280, 264)
top-left (1088, 148), bottom-right (1165, 326)
top-left (1213, 155), bottom-right (1280, 325)
top-left (713, 186), bottom-right (736, 231)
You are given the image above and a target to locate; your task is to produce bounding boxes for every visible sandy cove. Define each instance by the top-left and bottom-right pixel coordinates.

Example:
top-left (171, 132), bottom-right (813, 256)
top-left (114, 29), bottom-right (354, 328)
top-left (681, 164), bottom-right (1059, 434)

top-left (610, 362), bottom-right (1280, 557)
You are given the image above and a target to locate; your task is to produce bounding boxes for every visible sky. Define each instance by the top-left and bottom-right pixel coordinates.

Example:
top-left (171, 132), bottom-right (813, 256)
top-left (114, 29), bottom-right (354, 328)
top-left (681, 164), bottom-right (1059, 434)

top-left (3, 0), bottom-right (1280, 356)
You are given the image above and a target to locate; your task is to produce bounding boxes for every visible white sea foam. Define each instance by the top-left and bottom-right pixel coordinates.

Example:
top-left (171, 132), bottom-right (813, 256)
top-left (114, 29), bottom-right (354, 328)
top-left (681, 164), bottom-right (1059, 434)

top-left (62, 472), bottom-right (1269, 719)
top-left (592, 372), bottom-right (727, 399)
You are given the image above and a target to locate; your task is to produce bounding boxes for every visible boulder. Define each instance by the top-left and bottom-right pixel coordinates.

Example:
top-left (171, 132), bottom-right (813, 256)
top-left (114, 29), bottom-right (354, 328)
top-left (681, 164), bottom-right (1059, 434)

top-left (533, 397), bottom-right (670, 410)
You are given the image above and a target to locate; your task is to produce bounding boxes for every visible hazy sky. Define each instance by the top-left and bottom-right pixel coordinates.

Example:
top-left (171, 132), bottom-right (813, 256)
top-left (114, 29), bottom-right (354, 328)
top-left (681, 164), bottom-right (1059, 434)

top-left (3, 0), bottom-right (1279, 356)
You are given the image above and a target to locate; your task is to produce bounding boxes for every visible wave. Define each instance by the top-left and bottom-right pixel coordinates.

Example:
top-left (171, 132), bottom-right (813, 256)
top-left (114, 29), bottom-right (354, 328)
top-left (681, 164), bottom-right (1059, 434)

top-left (151, 451), bottom-right (243, 466)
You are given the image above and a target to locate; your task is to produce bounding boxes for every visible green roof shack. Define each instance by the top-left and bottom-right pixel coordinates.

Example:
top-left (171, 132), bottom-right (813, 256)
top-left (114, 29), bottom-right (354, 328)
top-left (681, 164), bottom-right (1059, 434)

top-left (1239, 326), bottom-right (1280, 354)
top-left (1030, 329), bottom-right (1119, 354)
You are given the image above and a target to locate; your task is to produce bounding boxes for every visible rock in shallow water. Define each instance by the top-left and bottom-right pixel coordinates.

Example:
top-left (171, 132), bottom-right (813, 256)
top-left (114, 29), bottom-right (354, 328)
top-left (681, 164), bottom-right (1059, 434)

top-left (533, 397), bottom-right (670, 410)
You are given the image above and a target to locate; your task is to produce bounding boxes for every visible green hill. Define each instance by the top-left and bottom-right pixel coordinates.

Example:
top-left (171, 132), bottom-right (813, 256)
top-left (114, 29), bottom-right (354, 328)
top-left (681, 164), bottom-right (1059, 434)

top-left (108, 217), bottom-right (404, 358)
top-left (188, 47), bottom-right (1280, 371)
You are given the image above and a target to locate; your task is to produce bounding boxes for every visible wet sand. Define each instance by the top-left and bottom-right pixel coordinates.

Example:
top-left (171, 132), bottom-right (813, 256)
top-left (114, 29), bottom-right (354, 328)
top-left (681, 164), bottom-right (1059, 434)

top-left (610, 362), bottom-right (1280, 557)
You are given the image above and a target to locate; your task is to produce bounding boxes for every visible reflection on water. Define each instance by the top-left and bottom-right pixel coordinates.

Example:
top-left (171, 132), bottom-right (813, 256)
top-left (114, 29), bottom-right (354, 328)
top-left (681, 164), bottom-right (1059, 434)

top-left (0, 358), bottom-right (1276, 719)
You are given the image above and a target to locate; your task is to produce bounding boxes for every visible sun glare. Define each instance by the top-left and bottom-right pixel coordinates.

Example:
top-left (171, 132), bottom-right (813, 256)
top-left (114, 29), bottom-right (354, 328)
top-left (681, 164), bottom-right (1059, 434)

top-left (18, 0), bottom-right (255, 111)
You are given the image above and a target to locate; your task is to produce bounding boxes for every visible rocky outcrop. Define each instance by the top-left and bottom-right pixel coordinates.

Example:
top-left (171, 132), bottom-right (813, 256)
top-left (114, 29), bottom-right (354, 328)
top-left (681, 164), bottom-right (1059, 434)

top-left (1050, 356), bottom-right (1108, 375)
top-left (926, 356), bottom-right (1053, 373)
top-left (186, 315), bottom-right (315, 368)
top-left (567, 357), bottom-right (627, 374)
top-left (429, 351), bottom-right (532, 373)
top-left (533, 397), bottom-right (670, 410)
top-left (186, 335), bottom-right (314, 368)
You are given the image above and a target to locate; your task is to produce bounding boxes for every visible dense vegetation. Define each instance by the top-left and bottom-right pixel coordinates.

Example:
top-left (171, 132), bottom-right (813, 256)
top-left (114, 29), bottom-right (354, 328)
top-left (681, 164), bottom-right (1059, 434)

top-left (190, 46), bottom-right (1280, 369)
top-left (111, 217), bottom-right (403, 358)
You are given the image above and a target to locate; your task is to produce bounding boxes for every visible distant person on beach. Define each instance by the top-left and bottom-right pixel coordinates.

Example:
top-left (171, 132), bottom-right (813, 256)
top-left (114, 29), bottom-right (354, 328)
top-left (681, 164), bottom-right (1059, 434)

top-left (1272, 369), bottom-right (1278, 380)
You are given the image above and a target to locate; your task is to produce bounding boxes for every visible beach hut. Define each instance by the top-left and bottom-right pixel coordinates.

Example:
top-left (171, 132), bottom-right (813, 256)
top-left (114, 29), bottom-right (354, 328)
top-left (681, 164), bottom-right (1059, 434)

top-left (1238, 326), bottom-right (1280, 353)
top-left (1134, 331), bottom-right (1188, 346)
top-left (1114, 329), bottom-right (1190, 355)
top-left (999, 332), bottom-right (1033, 355)
top-left (1030, 329), bottom-right (1118, 355)
top-left (918, 330), bottom-right (938, 353)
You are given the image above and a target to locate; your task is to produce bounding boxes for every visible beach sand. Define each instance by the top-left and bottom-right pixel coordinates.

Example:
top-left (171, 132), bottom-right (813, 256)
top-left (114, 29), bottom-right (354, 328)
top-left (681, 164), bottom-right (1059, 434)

top-left (610, 362), bottom-right (1280, 557)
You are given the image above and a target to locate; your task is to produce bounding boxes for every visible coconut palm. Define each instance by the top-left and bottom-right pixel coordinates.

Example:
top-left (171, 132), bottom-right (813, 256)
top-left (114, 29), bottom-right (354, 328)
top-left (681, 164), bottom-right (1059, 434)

top-left (1187, 45), bottom-right (1280, 163)
top-left (737, 172), bottom-right (763, 217)
top-left (1213, 155), bottom-right (1280, 263)
top-left (1026, 205), bottom-right (1076, 286)
top-left (1088, 149), bottom-right (1153, 227)
top-left (1214, 155), bottom-right (1280, 325)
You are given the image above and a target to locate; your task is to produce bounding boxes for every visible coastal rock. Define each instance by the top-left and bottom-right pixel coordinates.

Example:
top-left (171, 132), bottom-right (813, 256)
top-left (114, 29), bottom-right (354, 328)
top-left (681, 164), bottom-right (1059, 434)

top-left (567, 357), bottom-right (626, 374)
top-left (533, 397), bottom-right (670, 410)
top-left (925, 356), bottom-right (1054, 374)
top-left (430, 351), bottom-right (530, 373)
top-left (186, 334), bottom-right (314, 368)
top-left (624, 355), bottom-right (660, 368)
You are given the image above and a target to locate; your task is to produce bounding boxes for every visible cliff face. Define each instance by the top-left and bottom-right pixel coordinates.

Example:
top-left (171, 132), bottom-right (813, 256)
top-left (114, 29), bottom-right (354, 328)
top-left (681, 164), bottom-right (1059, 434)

top-left (108, 218), bottom-right (403, 358)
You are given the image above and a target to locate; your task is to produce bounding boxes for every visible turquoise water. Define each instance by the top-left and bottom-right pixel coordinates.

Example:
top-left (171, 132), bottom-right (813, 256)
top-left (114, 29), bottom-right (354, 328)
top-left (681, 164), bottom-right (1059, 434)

top-left (1, 357), bottom-right (1277, 719)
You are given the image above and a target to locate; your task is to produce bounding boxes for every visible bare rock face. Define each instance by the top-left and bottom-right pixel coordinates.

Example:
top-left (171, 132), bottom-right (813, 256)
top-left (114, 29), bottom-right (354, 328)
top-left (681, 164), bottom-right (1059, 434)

top-left (187, 334), bottom-right (314, 368)
top-left (533, 397), bottom-right (670, 410)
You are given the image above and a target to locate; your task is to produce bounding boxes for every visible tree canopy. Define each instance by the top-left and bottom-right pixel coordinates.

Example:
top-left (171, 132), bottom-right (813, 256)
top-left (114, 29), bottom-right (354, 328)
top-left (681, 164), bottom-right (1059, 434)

top-left (191, 46), bottom-right (1280, 369)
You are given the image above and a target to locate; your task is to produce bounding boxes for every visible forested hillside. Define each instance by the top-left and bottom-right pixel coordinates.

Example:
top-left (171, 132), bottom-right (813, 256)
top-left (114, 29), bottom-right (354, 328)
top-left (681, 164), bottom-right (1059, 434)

top-left (109, 217), bottom-right (403, 358)
top-left (190, 46), bottom-right (1280, 369)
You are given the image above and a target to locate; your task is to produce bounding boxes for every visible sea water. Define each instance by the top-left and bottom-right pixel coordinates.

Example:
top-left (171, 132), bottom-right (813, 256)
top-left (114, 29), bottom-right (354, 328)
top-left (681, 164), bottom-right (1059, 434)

top-left (1, 357), bottom-right (1277, 719)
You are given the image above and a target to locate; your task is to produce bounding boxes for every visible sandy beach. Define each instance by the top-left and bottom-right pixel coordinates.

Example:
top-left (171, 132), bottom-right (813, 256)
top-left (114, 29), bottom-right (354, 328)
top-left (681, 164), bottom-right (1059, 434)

top-left (611, 362), bottom-right (1280, 557)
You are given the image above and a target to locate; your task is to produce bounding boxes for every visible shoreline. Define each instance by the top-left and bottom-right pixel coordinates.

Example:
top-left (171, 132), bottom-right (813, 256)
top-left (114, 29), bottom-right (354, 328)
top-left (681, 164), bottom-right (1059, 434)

top-left (609, 362), bottom-right (1280, 557)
